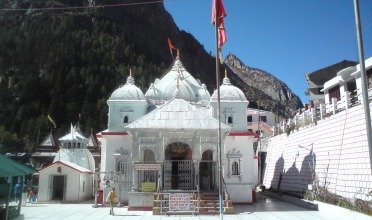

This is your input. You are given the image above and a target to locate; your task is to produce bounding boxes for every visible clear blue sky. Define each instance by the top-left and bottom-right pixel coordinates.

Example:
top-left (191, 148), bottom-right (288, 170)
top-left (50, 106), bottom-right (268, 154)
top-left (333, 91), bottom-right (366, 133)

top-left (164, 0), bottom-right (372, 104)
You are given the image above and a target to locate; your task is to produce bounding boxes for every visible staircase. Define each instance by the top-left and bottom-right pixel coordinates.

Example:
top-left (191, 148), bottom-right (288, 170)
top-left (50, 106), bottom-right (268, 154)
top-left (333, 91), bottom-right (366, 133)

top-left (198, 192), bottom-right (234, 215)
top-left (153, 191), bottom-right (234, 215)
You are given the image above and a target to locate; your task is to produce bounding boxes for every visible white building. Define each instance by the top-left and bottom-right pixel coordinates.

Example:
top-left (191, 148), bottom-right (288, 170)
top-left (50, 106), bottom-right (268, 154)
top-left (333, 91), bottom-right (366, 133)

top-left (97, 55), bottom-right (257, 210)
top-left (38, 125), bottom-right (95, 202)
top-left (246, 108), bottom-right (278, 138)
top-left (321, 57), bottom-right (372, 112)
top-left (38, 160), bottom-right (93, 202)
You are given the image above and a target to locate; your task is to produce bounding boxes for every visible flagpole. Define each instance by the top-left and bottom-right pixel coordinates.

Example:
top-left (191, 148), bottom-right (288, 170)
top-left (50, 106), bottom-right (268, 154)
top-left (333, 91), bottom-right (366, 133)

top-left (214, 1), bottom-right (223, 219)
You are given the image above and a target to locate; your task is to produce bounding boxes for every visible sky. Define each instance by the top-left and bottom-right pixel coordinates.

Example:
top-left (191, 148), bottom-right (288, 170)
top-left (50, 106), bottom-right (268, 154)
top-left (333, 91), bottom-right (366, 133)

top-left (164, 0), bottom-right (372, 104)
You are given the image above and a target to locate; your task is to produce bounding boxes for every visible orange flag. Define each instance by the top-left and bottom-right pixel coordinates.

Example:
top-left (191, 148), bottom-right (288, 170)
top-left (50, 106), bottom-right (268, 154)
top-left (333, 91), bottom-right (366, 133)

top-left (167, 38), bottom-right (177, 50)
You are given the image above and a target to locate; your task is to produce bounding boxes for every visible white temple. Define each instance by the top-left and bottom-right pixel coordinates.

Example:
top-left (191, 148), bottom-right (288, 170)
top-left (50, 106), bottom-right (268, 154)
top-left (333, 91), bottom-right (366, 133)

top-left (38, 125), bottom-right (95, 202)
top-left (97, 54), bottom-right (257, 210)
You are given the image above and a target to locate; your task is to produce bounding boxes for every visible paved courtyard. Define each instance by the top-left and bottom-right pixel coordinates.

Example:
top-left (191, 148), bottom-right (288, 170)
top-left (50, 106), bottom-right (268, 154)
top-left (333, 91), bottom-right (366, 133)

top-left (17, 197), bottom-right (371, 220)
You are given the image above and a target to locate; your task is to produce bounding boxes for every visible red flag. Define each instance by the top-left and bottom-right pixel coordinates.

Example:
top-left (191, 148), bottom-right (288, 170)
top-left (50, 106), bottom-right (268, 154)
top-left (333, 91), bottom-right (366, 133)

top-left (211, 0), bottom-right (227, 47)
top-left (211, 0), bottom-right (226, 25)
top-left (167, 38), bottom-right (177, 50)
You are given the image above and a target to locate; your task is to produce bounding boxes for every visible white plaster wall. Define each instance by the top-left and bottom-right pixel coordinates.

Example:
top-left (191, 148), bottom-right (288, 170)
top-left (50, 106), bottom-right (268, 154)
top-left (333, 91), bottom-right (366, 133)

top-left (100, 134), bottom-right (132, 202)
top-left (263, 104), bottom-right (372, 201)
top-left (223, 136), bottom-right (255, 202)
top-left (100, 135), bottom-right (132, 173)
top-left (107, 101), bottom-right (147, 131)
top-left (79, 173), bottom-right (93, 201)
top-left (38, 164), bottom-right (90, 202)
top-left (210, 101), bottom-right (248, 132)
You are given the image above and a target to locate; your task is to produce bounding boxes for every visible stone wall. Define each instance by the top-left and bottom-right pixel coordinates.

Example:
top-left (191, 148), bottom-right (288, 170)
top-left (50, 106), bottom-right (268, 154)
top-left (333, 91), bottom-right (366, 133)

top-left (263, 104), bottom-right (372, 201)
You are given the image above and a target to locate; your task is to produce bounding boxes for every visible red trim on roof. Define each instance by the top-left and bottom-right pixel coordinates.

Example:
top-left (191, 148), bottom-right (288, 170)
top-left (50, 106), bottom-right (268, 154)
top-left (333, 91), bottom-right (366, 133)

top-left (228, 131), bottom-right (256, 136)
top-left (39, 161), bottom-right (92, 173)
top-left (100, 131), bottom-right (128, 136)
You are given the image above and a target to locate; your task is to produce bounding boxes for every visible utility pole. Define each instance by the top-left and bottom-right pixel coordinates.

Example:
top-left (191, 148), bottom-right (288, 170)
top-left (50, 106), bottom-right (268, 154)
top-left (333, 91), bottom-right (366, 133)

top-left (353, 0), bottom-right (372, 172)
top-left (257, 101), bottom-right (261, 185)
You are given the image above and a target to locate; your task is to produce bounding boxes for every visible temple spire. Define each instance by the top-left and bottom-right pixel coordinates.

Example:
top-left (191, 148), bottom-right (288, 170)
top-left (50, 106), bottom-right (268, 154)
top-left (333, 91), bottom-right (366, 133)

top-left (176, 49), bottom-right (180, 60)
top-left (173, 65), bottom-right (181, 99)
top-left (127, 68), bottom-right (135, 85)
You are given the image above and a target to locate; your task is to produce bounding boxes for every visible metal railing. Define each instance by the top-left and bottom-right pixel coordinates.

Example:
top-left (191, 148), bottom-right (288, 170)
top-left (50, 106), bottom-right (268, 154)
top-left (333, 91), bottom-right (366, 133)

top-left (273, 89), bottom-right (372, 136)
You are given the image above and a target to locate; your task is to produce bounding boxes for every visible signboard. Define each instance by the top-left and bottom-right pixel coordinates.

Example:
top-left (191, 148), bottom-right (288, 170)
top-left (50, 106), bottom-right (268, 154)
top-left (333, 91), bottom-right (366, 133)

top-left (133, 163), bottom-right (161, 171)
top-left (140, 182), bottom-right (156, 192)
top-left (169, 193), bottom-right (190, 211)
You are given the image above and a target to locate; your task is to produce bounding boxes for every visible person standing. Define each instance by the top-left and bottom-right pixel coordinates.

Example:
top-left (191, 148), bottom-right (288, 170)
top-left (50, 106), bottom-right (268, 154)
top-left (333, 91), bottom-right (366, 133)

top-left (106, 187), bottom-right (117, 215)
top-left (14, 182), bottom-right (21, 202)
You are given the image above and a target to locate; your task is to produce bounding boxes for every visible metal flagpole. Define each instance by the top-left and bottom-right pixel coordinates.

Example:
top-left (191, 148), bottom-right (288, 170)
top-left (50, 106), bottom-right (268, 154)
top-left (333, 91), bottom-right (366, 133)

top-left (353, 0), bottom-right (372, 172)
top-left (257, 101), bottom-right (261, 185)
top-left (214, 1), bottom-right (223, 218)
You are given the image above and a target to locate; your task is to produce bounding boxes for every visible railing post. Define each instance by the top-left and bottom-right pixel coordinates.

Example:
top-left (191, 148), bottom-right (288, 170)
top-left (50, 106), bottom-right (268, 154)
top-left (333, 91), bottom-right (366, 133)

top-left (302, 111), bottom-right (306, 125)
top-left (345, 91), bottom-right (351, 110)
top-left (320, 104), bottom-right (325, 119)
top-left (332, 97), bottom-right (337, 114)
top-left (311, 108), bottom-right (315, 123)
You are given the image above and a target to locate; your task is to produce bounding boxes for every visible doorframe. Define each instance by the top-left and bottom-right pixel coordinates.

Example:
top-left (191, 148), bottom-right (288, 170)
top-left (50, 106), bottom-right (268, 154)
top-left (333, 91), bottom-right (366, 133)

top-left (51, 174), bottom-right (66, 201)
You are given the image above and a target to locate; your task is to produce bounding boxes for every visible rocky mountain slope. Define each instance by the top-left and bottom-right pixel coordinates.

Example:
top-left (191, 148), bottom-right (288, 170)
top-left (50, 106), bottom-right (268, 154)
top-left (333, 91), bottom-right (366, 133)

top-left (0, 0), bottom-right (302, 151)
top-left (224, 54), bottom-right (303, 115)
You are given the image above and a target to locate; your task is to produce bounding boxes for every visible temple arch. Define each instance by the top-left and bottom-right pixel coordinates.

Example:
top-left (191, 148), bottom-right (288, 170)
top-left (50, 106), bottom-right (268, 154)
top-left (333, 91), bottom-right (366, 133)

top-left (163, 142), bottom-right (194, 190)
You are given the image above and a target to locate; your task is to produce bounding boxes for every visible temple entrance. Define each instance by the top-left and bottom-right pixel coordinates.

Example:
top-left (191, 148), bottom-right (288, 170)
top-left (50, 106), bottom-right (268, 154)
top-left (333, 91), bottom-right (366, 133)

top-left (163, 142), bottom-right (194, 190)
top-left (199, 150), bottom-right (216, 191)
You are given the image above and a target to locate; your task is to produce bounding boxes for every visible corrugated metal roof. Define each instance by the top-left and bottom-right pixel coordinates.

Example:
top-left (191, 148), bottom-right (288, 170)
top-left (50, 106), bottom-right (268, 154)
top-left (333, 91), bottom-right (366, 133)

top-left (0, 154), bottom-right (36, 177)
top-left (126, 98), bottom-right (231, 131)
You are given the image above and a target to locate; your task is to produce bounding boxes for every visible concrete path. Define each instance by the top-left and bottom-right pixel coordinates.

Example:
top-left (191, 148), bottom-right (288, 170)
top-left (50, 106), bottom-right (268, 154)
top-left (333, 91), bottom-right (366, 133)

top-left (16, 197), bottom-right (371, 220)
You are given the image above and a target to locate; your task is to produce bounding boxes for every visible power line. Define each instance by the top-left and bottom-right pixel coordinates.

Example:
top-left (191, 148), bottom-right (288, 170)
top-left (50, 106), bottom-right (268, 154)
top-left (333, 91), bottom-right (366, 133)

top-left (0, 0), bottom-right (165, 12)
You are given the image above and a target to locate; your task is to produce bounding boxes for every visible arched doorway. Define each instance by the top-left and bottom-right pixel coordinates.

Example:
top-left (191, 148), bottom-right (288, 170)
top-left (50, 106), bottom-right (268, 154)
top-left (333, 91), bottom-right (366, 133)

top-left (164, 142), bottom-right (194, 190)
top-left (199, 150), bottom-right (215, 191)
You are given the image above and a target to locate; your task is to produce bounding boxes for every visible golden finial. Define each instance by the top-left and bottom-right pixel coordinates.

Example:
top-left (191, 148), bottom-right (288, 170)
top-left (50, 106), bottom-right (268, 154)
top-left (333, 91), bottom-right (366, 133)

top-left (129, 68), bottom-right (132, 76)
top-left (176, 49), bottom-right (180, 59)
top-left (225, 69), bottom-right (228, 78)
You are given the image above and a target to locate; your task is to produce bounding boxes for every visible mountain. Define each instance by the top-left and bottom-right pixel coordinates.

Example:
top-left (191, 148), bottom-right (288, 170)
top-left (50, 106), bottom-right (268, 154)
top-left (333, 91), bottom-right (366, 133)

top-left (224, 54), bottom-right (303, 114)
top-left (0, 0), bottom-right (302, 152)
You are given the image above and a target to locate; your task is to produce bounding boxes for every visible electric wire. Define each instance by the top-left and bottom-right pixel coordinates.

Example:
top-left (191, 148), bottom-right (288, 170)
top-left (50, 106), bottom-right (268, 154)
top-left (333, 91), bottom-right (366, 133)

top-left (0, 0), bottom-right (166, 12)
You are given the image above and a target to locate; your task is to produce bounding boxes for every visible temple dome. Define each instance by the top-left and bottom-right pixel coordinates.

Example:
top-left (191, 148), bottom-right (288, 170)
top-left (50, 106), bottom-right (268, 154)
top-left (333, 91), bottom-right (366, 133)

top-left (110, 73), bottom-right (145, 100)
top-left (145, 83), bottom-right (162, 99)
top-left (199, 83), bottom-right (211, 100)
top-left (154, 59), bottom-right (201, 102)
top-left (211, 74), bottom-right (247, 102)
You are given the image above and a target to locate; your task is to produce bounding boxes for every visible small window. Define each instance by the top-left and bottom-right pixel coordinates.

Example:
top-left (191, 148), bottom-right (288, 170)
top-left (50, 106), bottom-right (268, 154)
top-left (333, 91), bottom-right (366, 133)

top-left (247, 115), bottom-right (252, 122)
top-left (228, 116), bottom-right (233, 124)
top-left (123, 116), bottom-right (129, 123)
top-left (259, 116), bottom-right (267, 122)
top-left (232, 161), bottom-right (239, 175)
top-left (77, 143), bottom-right (81, 148)
top-left (68, 143), bottom-right (71, 148)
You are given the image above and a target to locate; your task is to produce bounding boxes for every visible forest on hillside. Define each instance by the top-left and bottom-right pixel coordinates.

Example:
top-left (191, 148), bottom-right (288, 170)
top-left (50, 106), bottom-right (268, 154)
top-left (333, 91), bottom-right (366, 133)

top-left (0, 0), bottom-right (303, 153)
top-left (0, 0), bottom-right (171, 152)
